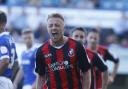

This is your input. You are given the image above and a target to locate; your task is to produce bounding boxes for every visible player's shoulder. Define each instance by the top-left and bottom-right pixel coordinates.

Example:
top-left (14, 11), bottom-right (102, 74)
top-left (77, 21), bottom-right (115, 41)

top-left (86, 48), bottom-right (96, 55)
top-left (86, 48), bottom-right (93, 53)
top-left (68, 37), bottom-right (81, 46)
top-left (36, 41), bottom-right (50, 53)
top-left (0, 32), bottom-right (10, 44)
top-left (98, 45), bottom-right (108, 51)
top-left (68, 37), bottom-right (77, 43)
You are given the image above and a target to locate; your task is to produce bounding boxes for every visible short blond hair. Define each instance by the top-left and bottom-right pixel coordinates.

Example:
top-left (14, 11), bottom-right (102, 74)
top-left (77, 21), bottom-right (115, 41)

top-left (47, 13), bottom-right (64, 21)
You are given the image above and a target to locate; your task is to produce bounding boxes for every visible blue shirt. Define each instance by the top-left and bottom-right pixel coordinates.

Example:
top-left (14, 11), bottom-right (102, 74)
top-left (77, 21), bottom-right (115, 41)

top-left (0, 32), bottom-right (18, 78)
top-left (21, 46), bottom-right (37, 85)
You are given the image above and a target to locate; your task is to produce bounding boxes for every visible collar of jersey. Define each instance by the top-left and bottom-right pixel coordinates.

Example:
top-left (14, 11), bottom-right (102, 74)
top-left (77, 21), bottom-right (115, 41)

top-left (0, 32), bottom-right (9, 37)
top-left (25, 46), bottom-right (36, 53)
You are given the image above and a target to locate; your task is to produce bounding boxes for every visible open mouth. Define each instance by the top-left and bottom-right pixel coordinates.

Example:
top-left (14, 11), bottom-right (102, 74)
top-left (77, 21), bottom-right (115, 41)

top-left (51, 32), bottom-right (59, 38)
top-left (52, 32), bottom-right (58, 35)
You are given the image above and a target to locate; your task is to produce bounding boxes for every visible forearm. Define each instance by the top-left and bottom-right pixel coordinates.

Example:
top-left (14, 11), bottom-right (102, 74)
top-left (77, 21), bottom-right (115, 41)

top-left (83, 70), bottom-right (91, 89)
top-left (111, 63), bottom-right (119, 79)
top-left (0, 59), bottom-right (9, 75)
top-left (102, 70), bottom-right (109, 89)
top-left (13, 67), bottom-right (23, 85)
top-left (36, 75), bottom-right (45, 89)
top-left (32, 79), bottom-right (37, 89)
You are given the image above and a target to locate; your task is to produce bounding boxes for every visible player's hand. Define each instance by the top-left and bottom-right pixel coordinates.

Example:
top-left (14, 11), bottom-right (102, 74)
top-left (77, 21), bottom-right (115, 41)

top-left (32, 84), bottom-right (36, 89)
top-left (108, 75), bottom-right (114, 84)
top-left (32, 86), bottom-right (36, 89)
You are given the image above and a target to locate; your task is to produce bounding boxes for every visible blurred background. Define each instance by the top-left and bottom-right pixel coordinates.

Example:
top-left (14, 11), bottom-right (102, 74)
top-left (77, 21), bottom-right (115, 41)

top-left (0, 0), bottom-right (128, 89)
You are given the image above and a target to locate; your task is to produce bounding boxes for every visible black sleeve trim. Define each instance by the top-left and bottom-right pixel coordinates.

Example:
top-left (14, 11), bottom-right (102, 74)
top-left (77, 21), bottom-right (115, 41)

top-left (105, 50), bottom-right (119, 64)
top-left (35, 46), bottom-right (45, 76)
top-left (76, 42), bottom-right (91, 73)
top-left (93, 54), bottom-right (108, 72)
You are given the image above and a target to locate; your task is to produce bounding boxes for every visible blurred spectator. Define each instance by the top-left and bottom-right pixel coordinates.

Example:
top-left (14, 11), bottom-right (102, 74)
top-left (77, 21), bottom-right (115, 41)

top-left (76, 0), bottom-right (98, 9)
top-left (12, 8), bottom-right (28, 35)
top-left (7, 7), bottom-right (16, 34)
top-left (60, 0), bottom-right (72, 7)
top-left (42, 0), bottom-right (61, 7)
top-left (114, 12), bottom-right (128, 37)
top-left (7, 0), bottom-right (26, 6)
top-left (121, 38), bottom-right (128, 48)
top-left (99, 28), bottom-right (118, 46)
top-left (27, 8), bottom-right (43, 31)
top-left (106, 33), bottom-right (118, 46)
top-left (42, 0), bottom-right (52, 7)
top-left (34, 23), bottom-right (49, 43)
top-left (0, 0), bottom-right (7, 4)
top-left (27, 0), bottom-right (42, 6)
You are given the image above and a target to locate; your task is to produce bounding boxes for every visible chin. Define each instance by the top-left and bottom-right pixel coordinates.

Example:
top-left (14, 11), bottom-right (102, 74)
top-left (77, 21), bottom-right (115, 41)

top-left (52, 38), bottom-right (59, 42)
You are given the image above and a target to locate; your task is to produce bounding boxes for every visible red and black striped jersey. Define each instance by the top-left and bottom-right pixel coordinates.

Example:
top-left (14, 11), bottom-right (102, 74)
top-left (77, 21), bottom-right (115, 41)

top-left (35, 38), bottom-right (91, 89)
top-left (86, 48), bottom-right (107, 89)
top-left (96, 45), bottom-right (119, 89)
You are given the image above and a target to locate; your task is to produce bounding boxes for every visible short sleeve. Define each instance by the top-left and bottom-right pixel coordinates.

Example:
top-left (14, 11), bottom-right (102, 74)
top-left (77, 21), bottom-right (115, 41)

top-left (93, 53), bottom-right (108, 72)
top-left (76, 42), bottom-right (91, 73)
top-left (104, 50), bottom-right (119, 64)
top-left (14, 45), bottom-right (18, 62)
top-left (0, 45), bottom-right (9, 61)
top-left (35, 47), bottom-right (46, 76)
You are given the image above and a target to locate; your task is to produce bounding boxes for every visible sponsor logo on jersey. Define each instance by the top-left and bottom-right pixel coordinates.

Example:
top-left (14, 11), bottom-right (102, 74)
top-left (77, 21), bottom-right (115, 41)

top-left (0, 46), bottom-right (8, 54)
top-left (48, 61), bottom-right (73, 71)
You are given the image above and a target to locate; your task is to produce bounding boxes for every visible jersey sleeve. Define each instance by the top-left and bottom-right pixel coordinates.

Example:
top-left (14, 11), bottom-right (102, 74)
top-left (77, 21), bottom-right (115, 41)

top-left (35, 47), bottom-right (46, 76)
top-left (104, 50), bottom-right (119, 64)
top-left (76, 42), bottom-right (91, 73)
top-left (0, 44), bottom-right (10, 61)
top-left (93, 53), bottom-right (108, 72)
top-left (14, 45), bottom-right (18, 62)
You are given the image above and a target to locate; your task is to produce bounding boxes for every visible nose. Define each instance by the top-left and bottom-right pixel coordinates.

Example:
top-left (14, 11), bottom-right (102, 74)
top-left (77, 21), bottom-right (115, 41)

top-left (51, 25), bottom-right (56, 30)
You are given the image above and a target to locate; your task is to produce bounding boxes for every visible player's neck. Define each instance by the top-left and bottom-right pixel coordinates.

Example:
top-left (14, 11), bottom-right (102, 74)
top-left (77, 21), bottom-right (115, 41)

top-left (0, 30), bottom-right (4, 34)
top-left (26, 44), bottom-right (33, 50)
top-left (50, 36), bottom-right (67, 47)
top-left (87, 45), bottom-right (97, 52)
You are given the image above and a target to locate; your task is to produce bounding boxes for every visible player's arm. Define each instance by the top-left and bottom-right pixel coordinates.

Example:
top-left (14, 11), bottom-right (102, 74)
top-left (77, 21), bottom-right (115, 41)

top-left (32, 79), bottom-right (37, 89)
top-left (35, 47), bottom-right (46, 89)
top-left (13, 66), bottom-right (24, 89)
top-left (0, 46), bottom-right (10, 75)
top-left (36, 75), bottom-right (45, 89)
top-left (94, 54), bottom-right (108, 89)
top-left (105, 50), bottom-right (119, 83)
top-left (0, 58), bottom-right (9, 74)
top-left (32, 49), bottom-right (39, 89)
top-left (83, 70), bottom-right (91, 89)
top-left (77, 42), bottom-right (91, 89)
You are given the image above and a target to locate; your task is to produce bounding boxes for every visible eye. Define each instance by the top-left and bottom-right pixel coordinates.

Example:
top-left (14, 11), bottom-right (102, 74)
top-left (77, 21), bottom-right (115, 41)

top-left (48, 24), bottom-right (53, 28)
top-left (75, 35), bottom-right (79, 38)
top-left (80, 35), bottom-right (84, 39)
top-left (55, 24), bottom-right (60, 27)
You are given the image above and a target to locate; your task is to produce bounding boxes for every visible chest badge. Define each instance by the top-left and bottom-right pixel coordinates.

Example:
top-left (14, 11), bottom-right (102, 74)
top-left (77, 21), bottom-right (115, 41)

top-left (68, 48), bottom-right (74, 57)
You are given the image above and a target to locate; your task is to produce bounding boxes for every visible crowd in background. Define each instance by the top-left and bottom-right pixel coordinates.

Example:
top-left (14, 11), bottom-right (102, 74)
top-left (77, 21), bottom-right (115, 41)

top-left (0, 0), bottom-right (128, 48)
top-left (4, 7), bottom-right (128, 48)
top-left (0, 0), bottom-right (128, 10)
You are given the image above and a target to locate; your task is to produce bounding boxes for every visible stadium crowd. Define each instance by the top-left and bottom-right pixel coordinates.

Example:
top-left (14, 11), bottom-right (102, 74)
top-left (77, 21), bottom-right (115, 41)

top-left (0, 0), bottom-right (127, 47)
top-left (0, 0), bottom-right (128, 10)
top-left (0, 0), bottom-right (127, 89)
top-left (5, 7), bottom-right (128, 48)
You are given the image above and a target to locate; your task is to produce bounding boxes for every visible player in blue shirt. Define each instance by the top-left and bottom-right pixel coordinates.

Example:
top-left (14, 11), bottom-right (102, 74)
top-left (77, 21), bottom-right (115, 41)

top-left (21, 29), bottom-right (37, 89)
top-left (0, 11), bottom-right (17, 89)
